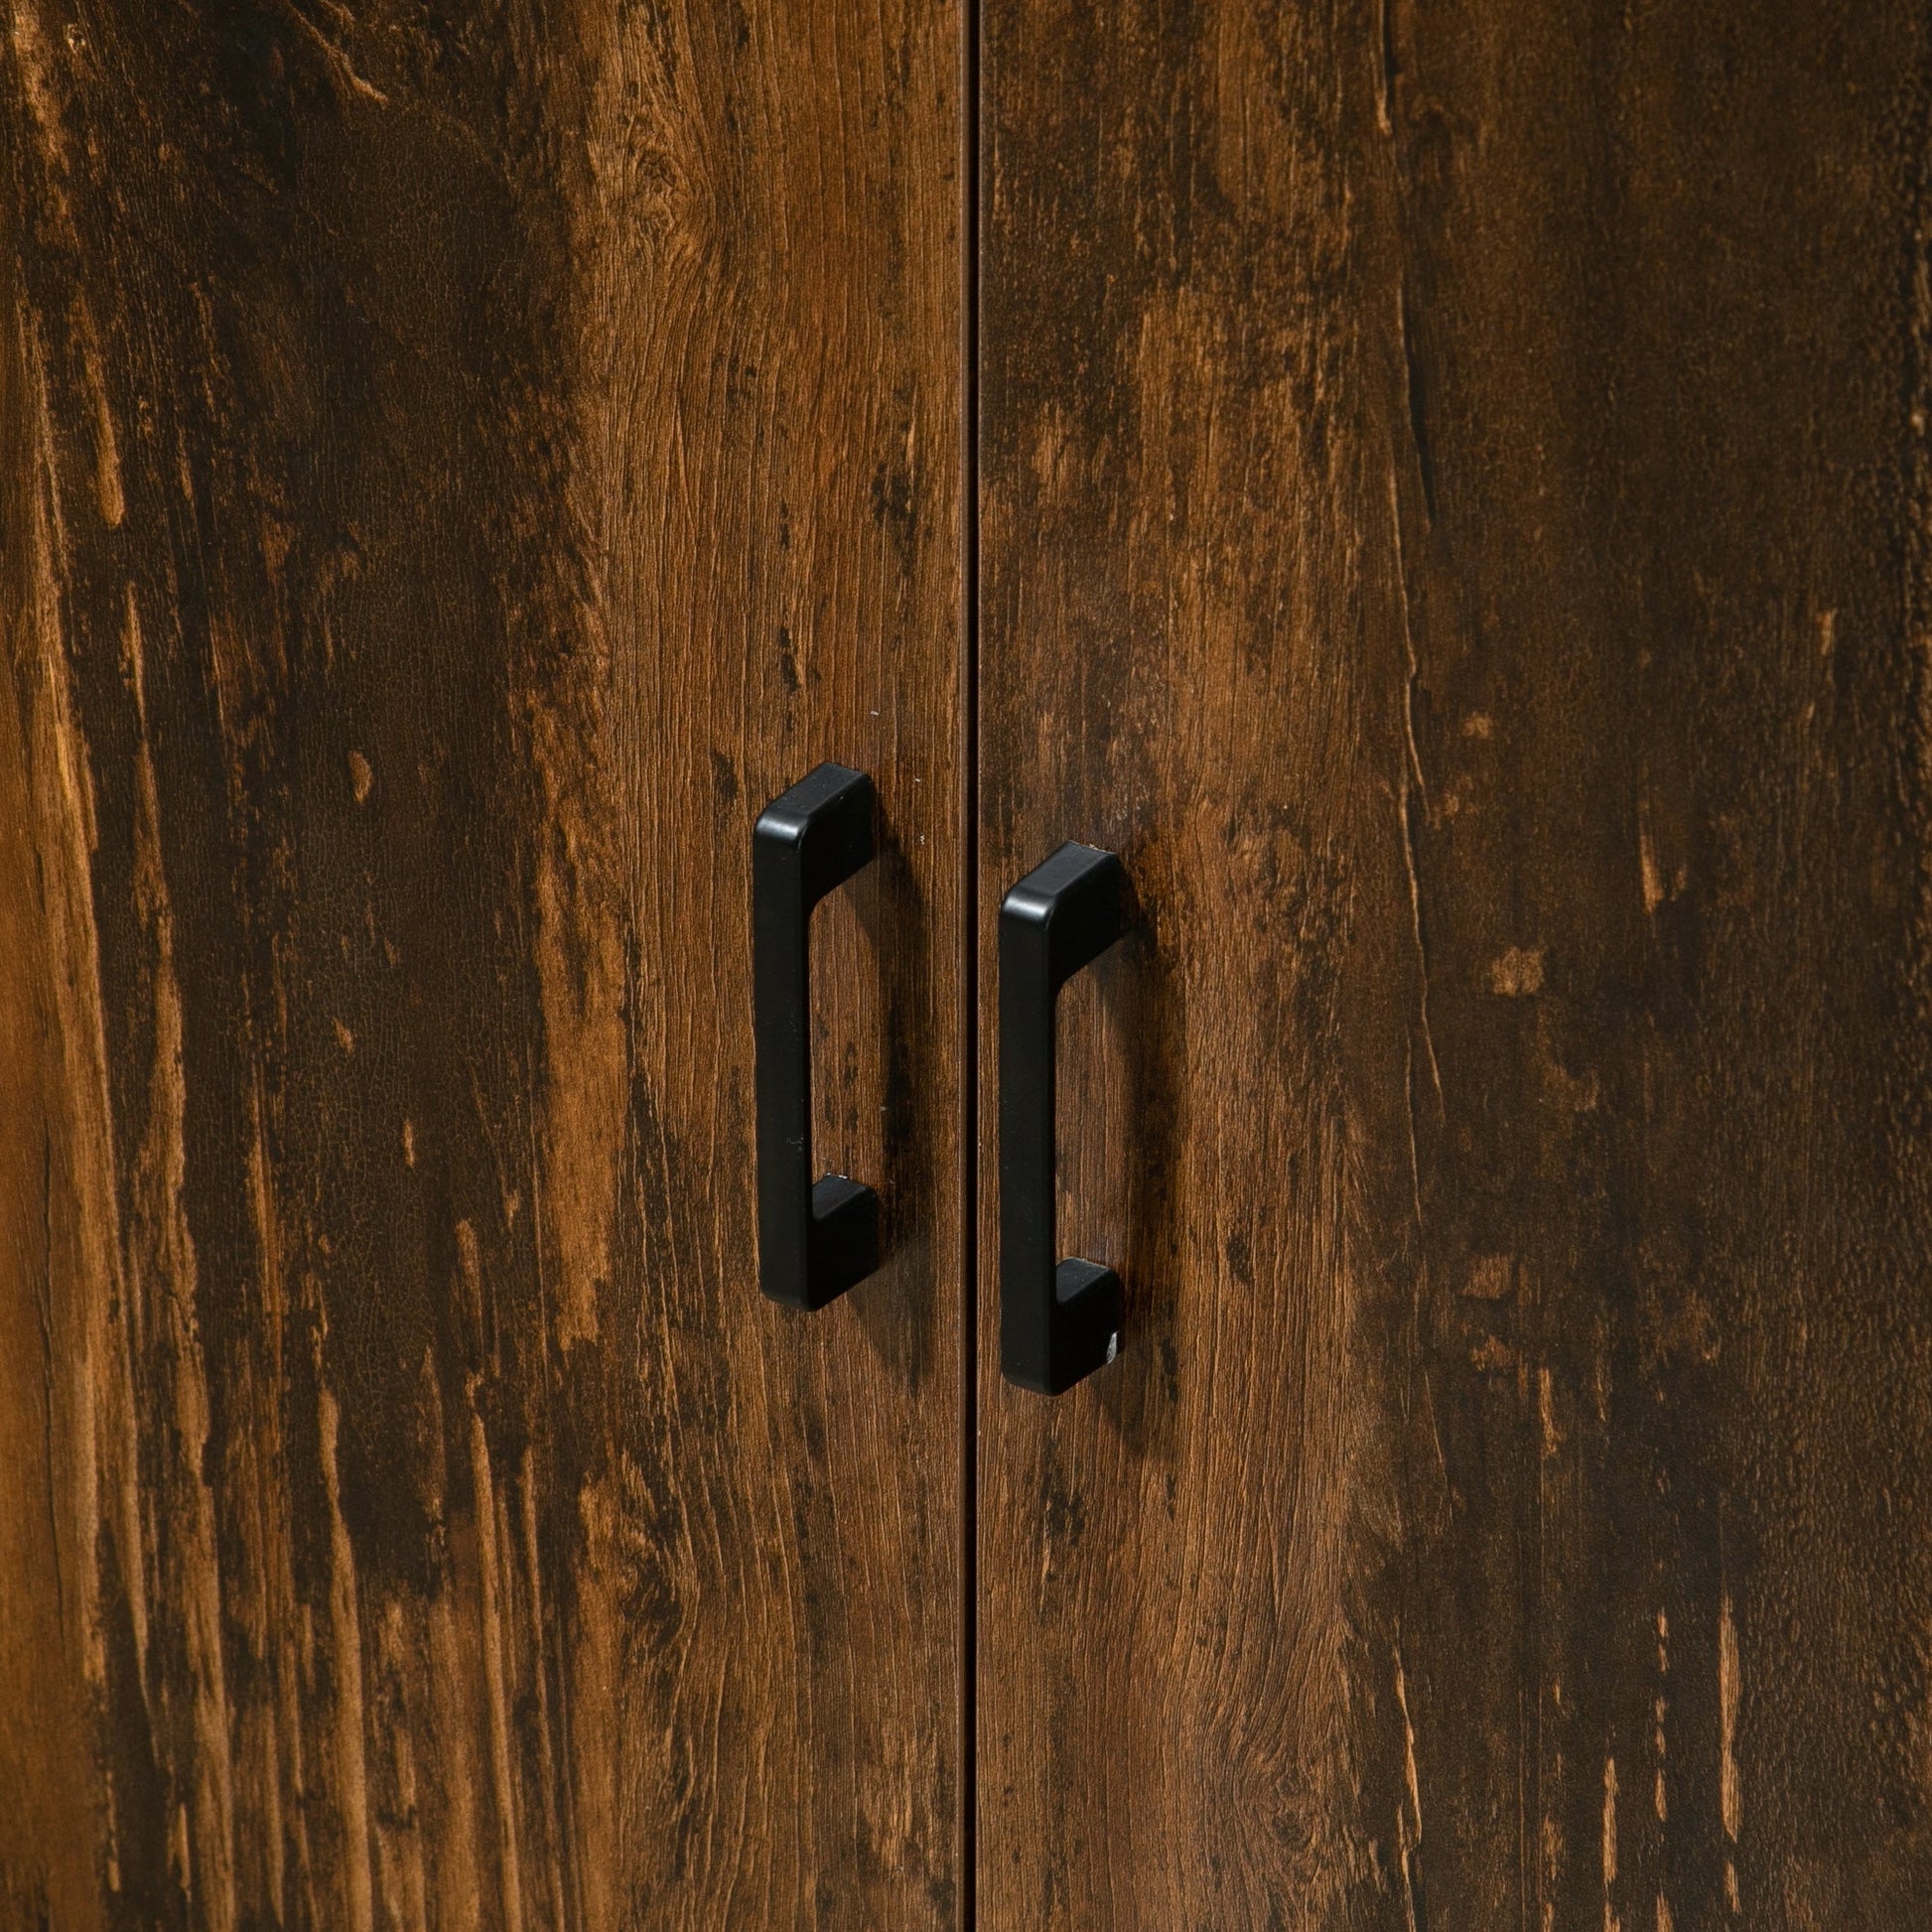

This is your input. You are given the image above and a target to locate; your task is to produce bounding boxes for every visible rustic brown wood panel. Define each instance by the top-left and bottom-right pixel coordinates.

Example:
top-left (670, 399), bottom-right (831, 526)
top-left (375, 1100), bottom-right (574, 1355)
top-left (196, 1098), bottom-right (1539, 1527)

top-left (0, 2), bottom-right (962, 1926)
top-left (979, 0), bottom-right (1932, 1924)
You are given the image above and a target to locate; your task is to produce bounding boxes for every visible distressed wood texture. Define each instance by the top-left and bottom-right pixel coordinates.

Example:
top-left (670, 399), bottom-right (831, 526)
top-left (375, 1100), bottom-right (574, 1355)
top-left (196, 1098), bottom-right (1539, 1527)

top-left (0, 1), bottom-right (962, 1926)
top-left (980, 0), bottom-right (1932, 1924)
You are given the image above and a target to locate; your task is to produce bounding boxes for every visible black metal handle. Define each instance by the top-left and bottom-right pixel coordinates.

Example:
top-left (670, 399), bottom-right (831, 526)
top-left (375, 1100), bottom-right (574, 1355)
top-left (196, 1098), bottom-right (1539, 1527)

top-left (999, 842), bottom-right (1127, 1393)
top-left (753, 762), bottom-right (881, 1310)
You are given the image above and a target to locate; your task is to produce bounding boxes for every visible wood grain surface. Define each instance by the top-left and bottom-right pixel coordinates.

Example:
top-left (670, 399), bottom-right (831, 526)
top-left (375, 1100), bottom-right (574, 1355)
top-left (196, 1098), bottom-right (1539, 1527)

top-left (978, 0), bottom-right (1932, 1924)
top-left (0, 2), bottom-right (962, 1926)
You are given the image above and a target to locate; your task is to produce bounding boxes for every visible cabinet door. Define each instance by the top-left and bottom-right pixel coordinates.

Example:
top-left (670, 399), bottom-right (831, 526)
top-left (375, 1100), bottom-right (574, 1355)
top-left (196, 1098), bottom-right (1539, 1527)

top-left (0, 4), bottom-right (963, 1925)
top-left (978, 0), bottom-right (1932, 1922)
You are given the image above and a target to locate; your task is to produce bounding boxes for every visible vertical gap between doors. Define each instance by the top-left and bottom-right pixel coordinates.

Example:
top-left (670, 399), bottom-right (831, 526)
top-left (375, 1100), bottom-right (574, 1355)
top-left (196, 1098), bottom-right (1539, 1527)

top-left (959, 0), bottom-right (981, 1919)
